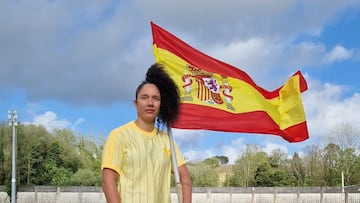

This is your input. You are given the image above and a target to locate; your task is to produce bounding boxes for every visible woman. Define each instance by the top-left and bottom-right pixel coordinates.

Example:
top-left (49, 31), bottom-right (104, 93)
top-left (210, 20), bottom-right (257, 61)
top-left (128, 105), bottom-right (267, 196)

top-left (102, 63), bottom-right (192, 203)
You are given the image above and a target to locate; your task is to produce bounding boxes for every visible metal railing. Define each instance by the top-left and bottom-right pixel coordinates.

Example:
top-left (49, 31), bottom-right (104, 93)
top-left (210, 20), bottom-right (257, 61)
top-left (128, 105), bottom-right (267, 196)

top-left (0, 186), bottom-right (359, 203)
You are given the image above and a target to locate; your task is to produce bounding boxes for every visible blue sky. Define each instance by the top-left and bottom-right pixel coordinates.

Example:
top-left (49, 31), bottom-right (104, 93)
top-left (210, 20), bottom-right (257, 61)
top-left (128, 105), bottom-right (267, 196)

top-left (1, 1), bottom-right (360, 164)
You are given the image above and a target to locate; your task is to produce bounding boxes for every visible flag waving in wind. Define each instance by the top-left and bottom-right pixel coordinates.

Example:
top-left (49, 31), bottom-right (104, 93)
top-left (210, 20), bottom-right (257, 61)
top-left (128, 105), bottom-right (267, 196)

top-left (151, 22), bottom-right (309, 142)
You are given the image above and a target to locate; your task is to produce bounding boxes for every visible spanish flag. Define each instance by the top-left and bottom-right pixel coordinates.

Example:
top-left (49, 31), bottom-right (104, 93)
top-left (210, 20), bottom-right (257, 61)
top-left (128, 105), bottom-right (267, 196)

top-left (151, 22), bottom-right (309, 142)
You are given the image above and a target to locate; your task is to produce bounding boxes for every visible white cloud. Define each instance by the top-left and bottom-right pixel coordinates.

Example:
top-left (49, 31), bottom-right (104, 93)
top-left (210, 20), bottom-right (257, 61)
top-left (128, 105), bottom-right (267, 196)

top-left (1, 1), bottom-right (359, 105)
top-left (304, 78), bottom-right (360, 139)
top-left (181, 137), bottom-right (290, 164)
top-left (324, 45), bottom-right (354, 63)
top-left (138, 0), bottom-right (360, 43)
top-left (262, 143), bottom-right (289, 156)
top-left (181, 136), bottom-right (245, 164)
top-left (33, 111), bottom-right (70, 132)
top-left (183, 149), bottom-right (215, 163)
top-left (206, 38), bottom-right (276, 76)
top-left (29, 110), bottom-right (86, 133)
top-left (210, 40), bottom-right (354, 74)
top-left (220, 138), bottom-right (245, 164)
top-left (172, 128), bottom-right (205, 148)
top-left (72, 118), bottom-right (85, 131)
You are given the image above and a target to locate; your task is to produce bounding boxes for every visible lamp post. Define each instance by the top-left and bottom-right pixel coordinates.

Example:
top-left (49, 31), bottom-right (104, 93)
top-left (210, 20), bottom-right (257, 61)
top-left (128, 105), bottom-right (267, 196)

top-left (8, 110), bottom-right (19, 203)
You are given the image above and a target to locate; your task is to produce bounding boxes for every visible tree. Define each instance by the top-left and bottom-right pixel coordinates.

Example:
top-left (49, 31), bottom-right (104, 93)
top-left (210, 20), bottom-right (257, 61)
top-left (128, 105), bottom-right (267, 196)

top-left (17, 125), bottom-right (54, 185)
top-left (268, 149), bottom-right (288, 169)
top-left (216, 156), bottom-right (229, 165)
top-left (327, 123), bottom-right (360, 151)
top-left (323, 143), bottom-right (341, 186)
top-left (254, 163), bottom-right (273, 186)
top-left (255, 157), bottom-right (294, 187)
top-left (0, 123), bottom-right (9, 184)
top-left (203, 157), bottom-right (220, 167)
top-left (69, 168), bottom-right (101, 186)
top-left (53, 129), bottom-right (82, 173)
top-left (78, 135), bottom-right (102, 171)
top-left (188, 163), bottom-right (218, 187)
top-left (290, 152), bottom-right (306, 186)
top-left (338, 148), bottom-right (360, 186)
top-left (350, 155), bottom-right (360, 184)
top-left (230, 144), bottom-right (268, 187)
top-left (0, 122), bottom-right (103, 187)
top-left (303, 145), bottom-right (325, 186)
top-left (327, 123), bottom-right (360, 186)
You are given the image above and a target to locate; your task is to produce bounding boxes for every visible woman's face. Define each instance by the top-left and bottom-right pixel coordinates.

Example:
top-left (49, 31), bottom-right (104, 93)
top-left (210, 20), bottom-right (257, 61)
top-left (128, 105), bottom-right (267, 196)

top-left (134, 83), bottom-right (161, 123)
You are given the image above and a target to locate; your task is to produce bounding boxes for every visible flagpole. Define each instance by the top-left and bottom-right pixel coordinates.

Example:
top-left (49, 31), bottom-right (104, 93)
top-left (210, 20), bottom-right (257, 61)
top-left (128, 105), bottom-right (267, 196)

top-left (168, 128), bottom-right (183, 203)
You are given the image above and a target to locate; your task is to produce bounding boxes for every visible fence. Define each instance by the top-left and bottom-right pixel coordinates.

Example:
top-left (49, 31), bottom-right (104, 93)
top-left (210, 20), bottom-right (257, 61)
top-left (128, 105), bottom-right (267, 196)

top-left (0, 186), bottom-right (359, 203)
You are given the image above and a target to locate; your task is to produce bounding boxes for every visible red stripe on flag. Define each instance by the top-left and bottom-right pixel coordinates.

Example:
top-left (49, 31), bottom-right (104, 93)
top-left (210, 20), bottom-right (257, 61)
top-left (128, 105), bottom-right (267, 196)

top-left (173, 104), bottom-right (308, 142)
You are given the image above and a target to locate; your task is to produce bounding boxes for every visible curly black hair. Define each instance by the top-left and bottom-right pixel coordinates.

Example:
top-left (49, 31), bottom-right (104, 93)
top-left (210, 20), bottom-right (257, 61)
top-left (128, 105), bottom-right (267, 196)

top-left (135, 63), bottom-right (180, 128)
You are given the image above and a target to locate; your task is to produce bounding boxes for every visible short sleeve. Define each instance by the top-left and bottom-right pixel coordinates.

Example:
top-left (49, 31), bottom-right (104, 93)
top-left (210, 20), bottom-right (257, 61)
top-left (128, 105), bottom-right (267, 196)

top-left (101, 130), bottom-right (123, 175)
top-left (173, 141), bottom-right (186, 167)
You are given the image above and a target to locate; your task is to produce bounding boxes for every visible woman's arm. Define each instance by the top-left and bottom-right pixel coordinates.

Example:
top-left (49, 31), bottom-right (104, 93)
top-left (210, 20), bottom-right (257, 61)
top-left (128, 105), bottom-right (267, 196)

top-left (179, 164), bottom-right (192, 203)
top-left (102, 168), bottom-right (121, 203)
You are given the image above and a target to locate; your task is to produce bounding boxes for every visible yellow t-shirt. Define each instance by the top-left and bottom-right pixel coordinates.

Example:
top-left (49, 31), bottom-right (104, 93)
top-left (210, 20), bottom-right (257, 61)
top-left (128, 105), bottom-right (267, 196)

top-left (101, 121), bottom-right (186, 203)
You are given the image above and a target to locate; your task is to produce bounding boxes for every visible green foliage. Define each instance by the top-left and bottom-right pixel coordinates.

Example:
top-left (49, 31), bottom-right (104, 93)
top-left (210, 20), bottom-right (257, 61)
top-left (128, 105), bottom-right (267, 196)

top-left (303, 145), bottom-right (325, 186)
top-left (202, 156), bottom-right (229, 168)
top-left (254, 161), bottom-right (295, 187)
top-left (45, 163), bottom-right (72, 186)
top-left (1, 121), bottom-right (360, 188)
top-left (0, 122), bottom-right (102, 187)
top-left (215, 156), bottom-right (229, 165)
top-left (0, 123), bottom-right (10, 185)
top-left (254, 163), bottom-right (273, 186)
top-left (188, 163), bottom-right (218, 187)
top-left (290, 152), bottom-right (306, 186)
top-left (268, 149), bottom-right (288, 168)
top-left (323, 144), bottom-right (341, 186)
top-left (69, 169), bottom-right (101, 186)
top-left (230, 144), bottom-right (268, 187)
top-left (202, 157), bottom-right (220, 167)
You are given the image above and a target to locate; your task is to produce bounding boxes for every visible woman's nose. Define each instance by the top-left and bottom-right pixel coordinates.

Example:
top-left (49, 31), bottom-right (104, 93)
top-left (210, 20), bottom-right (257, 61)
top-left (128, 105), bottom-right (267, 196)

top-left (148, 99), bottom-right (154, 106)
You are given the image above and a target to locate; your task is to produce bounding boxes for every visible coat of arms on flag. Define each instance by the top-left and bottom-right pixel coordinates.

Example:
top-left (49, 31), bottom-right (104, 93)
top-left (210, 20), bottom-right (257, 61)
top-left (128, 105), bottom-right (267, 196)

top-left (181, 64), bottom-right (235, 111)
